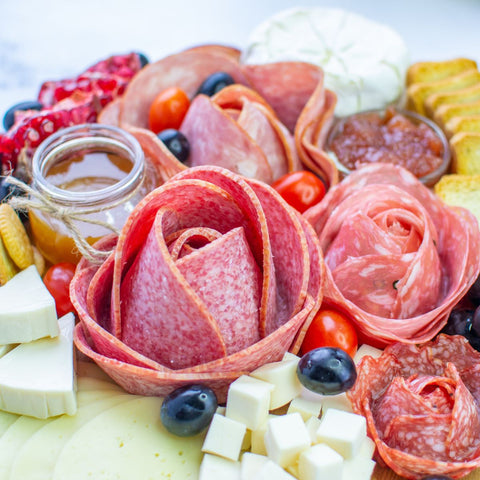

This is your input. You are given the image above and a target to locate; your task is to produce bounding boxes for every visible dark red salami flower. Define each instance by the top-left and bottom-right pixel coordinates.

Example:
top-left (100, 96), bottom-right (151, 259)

top-left (348, 335), bottom-right (480, 479)
top-left (304, 163), bottom-right (480, 346)
top-left (71, 166), bottom-right (324, 401)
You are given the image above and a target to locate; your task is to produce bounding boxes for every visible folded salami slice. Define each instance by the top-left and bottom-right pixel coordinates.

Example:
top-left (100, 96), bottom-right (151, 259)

top-left (347, 335), bottom-right (480, 479)
top-left (71, 166), bottom-right (324, 399)
top-left (180, 85), bottom-right (300, 183)
top-left (304, 163), bottom-right (480, 346)
top-left (118, 46), bottom-right (250, 129)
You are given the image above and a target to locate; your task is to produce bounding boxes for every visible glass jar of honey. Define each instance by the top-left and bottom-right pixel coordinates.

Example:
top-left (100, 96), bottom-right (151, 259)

top-left (29, 124), bottom-right (158, 265)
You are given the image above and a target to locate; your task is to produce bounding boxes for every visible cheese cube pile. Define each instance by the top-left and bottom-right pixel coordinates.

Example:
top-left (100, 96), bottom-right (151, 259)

top-left (199, 351), bottom-right (377, 480)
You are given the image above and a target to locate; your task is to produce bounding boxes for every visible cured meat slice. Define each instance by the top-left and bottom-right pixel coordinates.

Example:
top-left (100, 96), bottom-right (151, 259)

top-left (348, 335), bottom-right (480, 479)
top-left (71, 166), bottom-right (324, 398)
top-left (304, 163), bottom-right (480, 346)
top-left (179, 85), bottom-right (300, 183)
top-left (119, 47), bottom-right (250, 128)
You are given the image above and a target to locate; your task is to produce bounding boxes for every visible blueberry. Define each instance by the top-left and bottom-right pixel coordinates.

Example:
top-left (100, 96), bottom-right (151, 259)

top-left (196, 72), bottom-right (235, 96)
top-left (297, 347), bottom-right (357, 395)
top-left (3, 100), bottom-right (43, 131)
top-left (157, 129), bottom-right (190, 164)
top-left (136, 52), bottom-right (149, 68)
top-left (160, 384), bottom-right (217, 437)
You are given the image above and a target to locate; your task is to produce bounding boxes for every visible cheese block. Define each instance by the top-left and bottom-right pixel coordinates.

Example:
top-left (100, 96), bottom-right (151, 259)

top-left (242, 7), bottom-right (409, 116)
top-left (0, 265), bottom-right (58, 344)
top-left (199, 453), bottom-right (241, 480)
top-left (10, 394), bottom-right (134, 480)
top-left (52, 396), bottom-right (204, 480)
top-left (0, 313), bottom-right (76, 419)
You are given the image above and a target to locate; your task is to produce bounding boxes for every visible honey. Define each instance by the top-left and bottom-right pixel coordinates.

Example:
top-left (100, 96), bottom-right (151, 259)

top-left (29, 124), bottom-right (157, 265)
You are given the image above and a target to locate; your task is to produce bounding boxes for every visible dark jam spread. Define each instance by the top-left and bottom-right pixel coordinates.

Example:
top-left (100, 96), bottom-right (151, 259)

top-left (329, 108), bottom-right (445, 178)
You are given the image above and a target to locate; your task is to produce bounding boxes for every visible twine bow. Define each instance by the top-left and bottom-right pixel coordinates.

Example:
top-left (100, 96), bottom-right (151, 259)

top-left (4, 175), bottom-right (123, 265)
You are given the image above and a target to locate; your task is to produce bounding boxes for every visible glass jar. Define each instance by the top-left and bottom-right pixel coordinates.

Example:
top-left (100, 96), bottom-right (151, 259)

top-left (29, 124), bottom-right (158, 264)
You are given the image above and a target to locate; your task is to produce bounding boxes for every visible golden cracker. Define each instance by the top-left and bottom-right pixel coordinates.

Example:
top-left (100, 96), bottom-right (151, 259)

top-left (0, 235), bottom-right (17, 285)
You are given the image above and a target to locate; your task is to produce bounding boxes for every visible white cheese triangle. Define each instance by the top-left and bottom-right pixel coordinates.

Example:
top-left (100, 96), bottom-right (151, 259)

top-left (0, 313), bottom-right (76, 419)
top-left (0, 265), bottom-right (59, 344)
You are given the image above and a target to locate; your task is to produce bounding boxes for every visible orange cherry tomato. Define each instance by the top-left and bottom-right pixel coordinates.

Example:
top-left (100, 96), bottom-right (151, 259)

top-left (300, 308), bottom-right (358, 358)
top-left (148, 87), bottom-right (190, 134)
top-left (271, 171), bottom-right (326, 213)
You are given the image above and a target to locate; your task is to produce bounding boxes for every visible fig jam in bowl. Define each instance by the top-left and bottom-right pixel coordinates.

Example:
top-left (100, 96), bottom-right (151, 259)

top-left (326, 107), bottom-right (451, 187)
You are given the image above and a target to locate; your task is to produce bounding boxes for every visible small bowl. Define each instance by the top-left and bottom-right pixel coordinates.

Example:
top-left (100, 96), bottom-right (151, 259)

top-left (325, 108), bottom-right (451, 187)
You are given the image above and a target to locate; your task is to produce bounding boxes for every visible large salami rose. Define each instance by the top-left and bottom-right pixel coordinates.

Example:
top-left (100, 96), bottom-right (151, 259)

top-left (304, 163), bottom-right (480, 346)
top-left (348, 335), bottom-right (480, 479)
top-left (71, 166), bottom-right (323, 401)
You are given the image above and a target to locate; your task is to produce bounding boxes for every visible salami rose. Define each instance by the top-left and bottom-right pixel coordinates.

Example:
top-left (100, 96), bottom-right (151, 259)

top-left (304, 163), bottom-right (480, 346)
top-left (71, 166), bottom-right (324, 401)
top-left (348, 335), bottom-right (480, 479)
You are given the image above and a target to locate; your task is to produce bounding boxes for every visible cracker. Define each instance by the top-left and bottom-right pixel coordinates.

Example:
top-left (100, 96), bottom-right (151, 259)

top-left (0, 235), bottom-right (17, 285)
top-left (0, 204), bottom-right (34, 270)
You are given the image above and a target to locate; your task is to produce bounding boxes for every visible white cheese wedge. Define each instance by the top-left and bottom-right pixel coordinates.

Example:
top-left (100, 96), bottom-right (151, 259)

top-left (299, 443), bottom-right (344, 480)
top-left (0, 265), bottom-right (58, 344)
top-left (264, 412), bottom-right (311, 468)
top-left (242, 7), bottom-right (409, 116)
top-left (316, 408), bottom-right (367, 459)
top-left (250, 356), bottom-right (302, 409)
top-left (0, 312), bottom-right (76, 419)
top-left (225, 375), bottom-right (274, 430)
top-left (202, 413), bottom-right (247, 461)
top-left (199, 453), bottom-right (241, 480)
top-left (52, 396), bottom-right (204, 480)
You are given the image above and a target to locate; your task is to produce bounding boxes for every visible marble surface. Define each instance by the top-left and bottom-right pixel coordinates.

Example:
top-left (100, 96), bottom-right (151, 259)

top-left (1, 0), bottom-right (479, 129)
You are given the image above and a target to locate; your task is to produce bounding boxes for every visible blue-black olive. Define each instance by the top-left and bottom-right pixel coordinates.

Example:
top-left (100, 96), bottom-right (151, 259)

top-left (157, 129), bottom-right (190, 164)
top-left (441, 307), bottom-right (480, 352)
top-left (467, 274), bottom-right (480, 304)
top-left (160, 384), bottom-right (217, 437)
top-left (3, 100), bottom-right (43, 131)
top-left (136, 52), bottom-right (150, 68)
top-left (297, 347), bottom-right (357, 395)
top-left (196, 72), bottom-right (235, 96)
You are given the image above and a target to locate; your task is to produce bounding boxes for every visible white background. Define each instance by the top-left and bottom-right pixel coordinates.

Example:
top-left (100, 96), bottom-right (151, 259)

top-left (1, 0), bottom-right (479, 124)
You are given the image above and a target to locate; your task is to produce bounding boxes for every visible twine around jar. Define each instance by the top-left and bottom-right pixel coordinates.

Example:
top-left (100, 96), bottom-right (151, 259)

top-left (4, 175), bottom-right (130, 265)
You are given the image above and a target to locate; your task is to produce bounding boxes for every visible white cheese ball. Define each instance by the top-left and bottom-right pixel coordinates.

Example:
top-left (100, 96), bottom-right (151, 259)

top-left (242, 7), bottom-right (410, 117)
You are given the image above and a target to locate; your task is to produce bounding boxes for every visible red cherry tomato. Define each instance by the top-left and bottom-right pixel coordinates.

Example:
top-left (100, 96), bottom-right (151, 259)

top-left (43, 262), bottom-right (76, 318)
top-left (271, 171), bottom-right (326, 213)
top-left (148, 87), bottom-right (190, 134)
top-left (300, 308), bottom-right (358, 358)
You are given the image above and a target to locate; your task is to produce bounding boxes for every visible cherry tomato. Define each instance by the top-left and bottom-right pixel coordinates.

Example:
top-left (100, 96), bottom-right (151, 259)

top-left (300, 308), bottom-right (358, 358)
top-left (148, 87), bottom-right (190, 134)
top-left (271, 171), bottom-right (326, 213)
top-left (43, 262), bottom-right (76, 318)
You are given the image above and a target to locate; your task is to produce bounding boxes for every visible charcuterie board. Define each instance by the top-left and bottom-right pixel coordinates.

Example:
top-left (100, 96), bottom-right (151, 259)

top-left (2, 2), bottom-right (480, 480)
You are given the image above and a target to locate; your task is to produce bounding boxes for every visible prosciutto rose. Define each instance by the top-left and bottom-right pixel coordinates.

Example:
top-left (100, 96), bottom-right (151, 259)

top-left (304, 163), bottom-right (480, 346)
top-left (71, 166), bottom-right (323, 401)
top-left (348, 335), bottom-right (480, 479)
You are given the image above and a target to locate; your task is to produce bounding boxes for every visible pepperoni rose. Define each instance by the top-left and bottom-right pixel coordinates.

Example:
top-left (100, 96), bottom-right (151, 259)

top-left (348, 335), bottom-right (480, 479)
top-left (71, 166), bottom-right (323, 401)
top-left (304, 163), bottom-right (480, 346)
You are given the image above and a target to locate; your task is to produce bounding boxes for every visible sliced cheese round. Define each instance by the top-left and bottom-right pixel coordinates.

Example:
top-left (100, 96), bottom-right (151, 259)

top-left (242, 7), bottom-right (410, 117)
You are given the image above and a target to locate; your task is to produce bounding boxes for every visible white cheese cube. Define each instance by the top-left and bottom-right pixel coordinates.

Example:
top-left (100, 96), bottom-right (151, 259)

top-left (226, 375), bottom-right (274, 430)
top-left (240, 452), bottom-right (269, 479)
top-left (354, 344), bottom-right (383, 364)
top-left (305, 416), bottom-right (322, 444)
top-left (202, 413), bottom-right (246, 461)
top-left (0, 344), bottom-right (15, 358)
top-left (360, 436), bottom-right (376, 459)
top-left (0, 266), bottom-right (58, 344)
top-left (250, 414), bottom-right (276, 455)
top-left (250, 356), bottom-right (301, 409)
top-left (288, 396), bottom-right (322, 421)
top-left (0, 313), bottom-right (76, 419)
top-left (216, 405), bottom-right (226, 416)
top-left (264, 412), bottom-right (310, 468)
top-left (342, 456), bottom-right (376, 480)
top-left (301, 388), bottom-right (353, 413)
top-left (199, 453), bottom-right (241, 480)
top-left (252, 459), bottom-right (297, 480)
top-left (316, 409), bottom-right (367, 459)
top-left (299, 443), bottom-right (343, 480)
